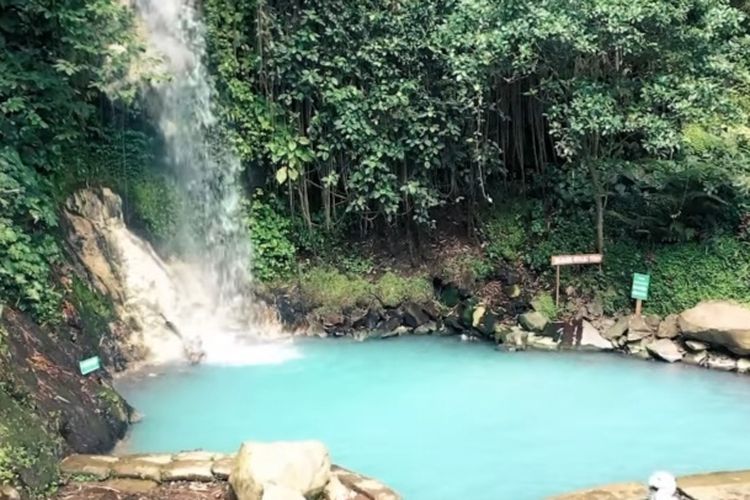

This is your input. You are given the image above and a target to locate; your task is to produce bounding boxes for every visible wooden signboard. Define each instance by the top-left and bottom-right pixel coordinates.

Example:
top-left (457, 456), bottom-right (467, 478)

top-left (550, 253), bottom-right (603, 306)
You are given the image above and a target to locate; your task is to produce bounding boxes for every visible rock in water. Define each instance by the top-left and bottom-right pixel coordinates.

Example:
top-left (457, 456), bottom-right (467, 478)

top-left (579, 321), bottom-right (613, 351)
top-left (402, 303), bottom-right (429, 328)
top-left (646, 339), bottom-right (683, 363)
top-left (518, 312), bottom-right (549, 333)
top-left (230, 441), bottom-right (331, 500)
top-left (679, 301), bottom-right (750, 355)
top-left (706, 353), bottom-right (738, 372)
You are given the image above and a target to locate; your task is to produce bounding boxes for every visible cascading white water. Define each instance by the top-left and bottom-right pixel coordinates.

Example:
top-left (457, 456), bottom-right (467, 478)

top-left (116, 0), bottom-right (295, 365)
top-left (134, 0), bottom-right (246, 302)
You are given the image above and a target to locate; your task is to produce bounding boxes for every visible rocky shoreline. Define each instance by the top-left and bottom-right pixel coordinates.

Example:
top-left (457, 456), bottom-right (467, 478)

top-left (551, 469), bottom-right (750, 499)
top-left (281, 293), bottom-right (750, 377)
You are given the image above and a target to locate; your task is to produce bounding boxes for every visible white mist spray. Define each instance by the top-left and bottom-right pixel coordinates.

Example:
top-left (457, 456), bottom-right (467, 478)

top-left (124, 0), bottom-right (294, 365)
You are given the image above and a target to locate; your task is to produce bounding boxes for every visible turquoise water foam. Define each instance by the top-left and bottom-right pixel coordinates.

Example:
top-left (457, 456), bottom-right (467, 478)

top-left (116, 337), bottom-right (750, 499)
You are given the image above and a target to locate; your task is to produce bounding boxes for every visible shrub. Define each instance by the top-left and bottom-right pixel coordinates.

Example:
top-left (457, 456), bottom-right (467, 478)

top-left (531, 293), bottom-right (557, 320)
top-left (483, 208), bottom-right (527, 263)
top-left (298, 267), bottom-right (374, 310)
top-left (648, 236), bottom-right (750, 315)
top-left (247, 192), bottom-right (297, 282)
top-left (373, 272), bottom-right (434, 308)
top-left (130, 174), bottom-right (182, 244)
top-left (0, 149), bottom-right (62, 321)
top-left (70, 277), bottom-right (114, 341)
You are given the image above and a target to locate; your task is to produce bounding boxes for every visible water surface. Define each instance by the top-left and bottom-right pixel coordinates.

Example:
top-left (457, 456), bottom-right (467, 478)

top-left (117, 337), bottom-right (750, 499)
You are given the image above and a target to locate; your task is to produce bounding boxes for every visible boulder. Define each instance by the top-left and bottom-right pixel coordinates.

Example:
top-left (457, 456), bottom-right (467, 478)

top-left (212, 456), bottom-right (235, 480)
top-left (627, 341), bottom-right (652, 360)
top-left (737, 358), bottom-right (750, 374)
top-left (527, 335), bottom-right (559, 351)
top-left (111, 458), bottom-right (163, 482)
top-left (626, 316), bottom-right (653, 342)
top-left (161, 460), bottom-right (214, 482)
top-left (322, 476), bottom-right (352, 500)
top-left (414, 321), bottom-right (437, 335)
top-left (497, 326), bottom-right (528, 351)
top-left (380, 326), bottom-right (409, 339)
top-left (646, 339), bottom-right (683, 363)
top-left (707, 353), bottom-right (738, 372)
top-left (0, 487), bottom-right (20, 500)
top-left (402, 303), bottom-right (429, 328)
top-left (318, 310), bottom-right (345, 328)
top-left (682, 351), bottom-right (708, 367)
top-left (603, 316), bottom-right (629, 341)
top-left (503, 284), bottom-right (521, 299)
top-left (262, 484), bottom-right (306, 500)
top-left (679, 301), bottom-right (750, 355)
top-left (644, 314), bottom-right (661, 330)
top-left (656, 314), bottom-right (680, 339)
top-left (439, 285), bottom-right (461, 307)
top-left (230, 441), bottom-right (331, 500)
top-left (518, 312), bottom-right (549, 333)
top-left (472, 307), bottom-right (497, 337)
top-left (586, 297), bottom-right (604, 319)
top-left (684, 340), bottom-right (709, 352)
top-left (578, 321), bottom-right (613, 351)
top-left (348, 308), bottom-right (369, 329)
top-left (377, 314), bottom-right (402, 333)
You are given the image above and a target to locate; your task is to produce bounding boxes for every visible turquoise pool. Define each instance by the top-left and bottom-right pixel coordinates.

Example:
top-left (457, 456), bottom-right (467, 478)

top-left (116, 336), bottom-right (750, 499)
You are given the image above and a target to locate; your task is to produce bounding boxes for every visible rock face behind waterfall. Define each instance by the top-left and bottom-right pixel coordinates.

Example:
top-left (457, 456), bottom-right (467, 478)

top-left (61, 187), bottom-right (192, 364)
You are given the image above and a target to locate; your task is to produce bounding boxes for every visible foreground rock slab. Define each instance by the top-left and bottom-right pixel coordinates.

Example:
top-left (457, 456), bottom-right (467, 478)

top-left (550, 469), bottom-right (750, 500)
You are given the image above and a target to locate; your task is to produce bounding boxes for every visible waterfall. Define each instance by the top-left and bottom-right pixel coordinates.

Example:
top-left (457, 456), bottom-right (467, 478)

top-left (134, 0), bottom-right (246, 303)
top-left (111, 0), bottom-right (295, 365)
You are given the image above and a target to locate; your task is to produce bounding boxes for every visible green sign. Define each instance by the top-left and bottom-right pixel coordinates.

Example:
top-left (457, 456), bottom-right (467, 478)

top-left (79, 356), bottom-right (101, 376)
top-left (631, 273), bottom-right (650, 300)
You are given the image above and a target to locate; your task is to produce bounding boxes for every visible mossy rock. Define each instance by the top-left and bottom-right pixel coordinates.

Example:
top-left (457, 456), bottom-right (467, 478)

top-left (0, 386), bottom-right (61, 494)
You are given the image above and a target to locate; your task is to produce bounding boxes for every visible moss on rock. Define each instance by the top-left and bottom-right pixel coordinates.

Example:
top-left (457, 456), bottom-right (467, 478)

top-left (0, 386), bottom-right (61, 495)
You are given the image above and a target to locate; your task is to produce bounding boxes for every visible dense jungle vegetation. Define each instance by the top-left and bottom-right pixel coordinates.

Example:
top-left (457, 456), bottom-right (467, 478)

top-left (3, 0), bottom-right (750, 322)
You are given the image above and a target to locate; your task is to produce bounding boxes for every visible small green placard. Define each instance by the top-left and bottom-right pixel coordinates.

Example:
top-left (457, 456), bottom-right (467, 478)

top-left (79, 356), bottom-right (101, 376)
top-left (631, 273), bottom-right (650, 300)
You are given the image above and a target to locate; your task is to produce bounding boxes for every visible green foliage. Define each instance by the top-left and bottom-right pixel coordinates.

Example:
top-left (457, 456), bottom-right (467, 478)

top-left (70, 277), bottom-right (114, 341)
top-left (0, 387), bottom-right (61, 494)
top-left (131, 174), bottom-right (182, 244)
top-left (298, 267), bottom-right (374, 311)
top-left (531, 293), bottom-right (558, 321)
top-left (648, 236), bottom-right (750, 314)
top-left (482, 206), bottom-right (528, 263)
top-left (0, 0), bottom-right (146, 320)
top-left (373, 272), bottom-right (434, 308)
top-left (202, 0), bottom-right (749, 254)
top-left (439, 254), bottom-right (494, 289)
top-left (298, 267), bottom-right (433, 311)
top-left (248, 192), bottom-right (297, 282)
top-left (0, 149), bottom-right (62, 321)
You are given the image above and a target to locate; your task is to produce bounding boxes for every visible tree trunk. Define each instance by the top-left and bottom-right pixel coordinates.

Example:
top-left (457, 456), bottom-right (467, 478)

top-left (587, 161), bottom-right (605, 254)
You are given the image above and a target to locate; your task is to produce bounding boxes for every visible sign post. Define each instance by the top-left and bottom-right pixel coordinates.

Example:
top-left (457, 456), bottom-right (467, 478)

top-left (79, 356), bottom-right (101, 376)
top-left (631, 273), bottom-right (650, 316)
top-left (550, 254), bottom-right (604, 307)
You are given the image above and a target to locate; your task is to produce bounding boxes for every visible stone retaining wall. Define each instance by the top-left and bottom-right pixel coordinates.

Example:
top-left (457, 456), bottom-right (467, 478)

top-left (57, 452), bottom-right (400, 500)
top-left (550, 469), bottom-right (750, 499)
